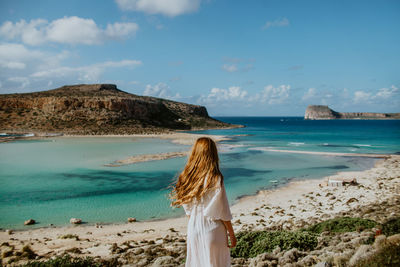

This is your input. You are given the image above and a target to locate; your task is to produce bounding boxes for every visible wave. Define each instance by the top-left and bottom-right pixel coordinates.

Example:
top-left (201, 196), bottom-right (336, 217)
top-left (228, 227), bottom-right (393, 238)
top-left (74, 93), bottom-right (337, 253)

top-left (319, 143), bottom-right (360, 149)
top-left (288, 142), bottom-right (305, 146)
top-left (354, 144), bottom-right (372, 147)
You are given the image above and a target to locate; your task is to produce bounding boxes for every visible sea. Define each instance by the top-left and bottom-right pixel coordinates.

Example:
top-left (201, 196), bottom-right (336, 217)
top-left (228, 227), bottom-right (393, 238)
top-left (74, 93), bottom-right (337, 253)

top-left (1, 117), bottom-right (399, 229)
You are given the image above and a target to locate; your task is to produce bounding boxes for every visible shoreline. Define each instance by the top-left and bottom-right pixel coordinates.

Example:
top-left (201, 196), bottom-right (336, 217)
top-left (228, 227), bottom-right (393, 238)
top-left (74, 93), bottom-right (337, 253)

top-left (1, 155), bottom-right (399, 265)
top-left (0, 132), bottom-right (231, 146)
top-left (0, 122), bottom-right (244, 144)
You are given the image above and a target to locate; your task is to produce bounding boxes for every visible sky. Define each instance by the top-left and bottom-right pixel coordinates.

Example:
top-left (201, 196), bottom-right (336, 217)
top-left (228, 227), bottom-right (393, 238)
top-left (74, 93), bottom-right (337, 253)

top-left (0, 0), bottom-right (399, 116)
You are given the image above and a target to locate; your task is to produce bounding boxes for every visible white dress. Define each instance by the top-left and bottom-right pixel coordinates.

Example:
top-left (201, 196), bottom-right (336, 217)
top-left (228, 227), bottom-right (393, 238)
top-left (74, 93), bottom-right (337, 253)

top-left (182, 177), bottom-right (233, 267)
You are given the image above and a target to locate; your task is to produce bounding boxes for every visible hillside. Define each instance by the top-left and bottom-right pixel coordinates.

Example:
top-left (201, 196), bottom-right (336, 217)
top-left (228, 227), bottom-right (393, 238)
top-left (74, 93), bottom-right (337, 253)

top-left (0, 84), bottom-right (235, 135)
top-left (304, 105), bottom-right (400, 120)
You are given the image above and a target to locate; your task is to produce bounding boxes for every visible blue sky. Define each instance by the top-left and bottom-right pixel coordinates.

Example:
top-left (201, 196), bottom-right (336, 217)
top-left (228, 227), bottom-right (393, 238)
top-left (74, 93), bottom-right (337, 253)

top-left (0, 0), bottom-right (399, 116)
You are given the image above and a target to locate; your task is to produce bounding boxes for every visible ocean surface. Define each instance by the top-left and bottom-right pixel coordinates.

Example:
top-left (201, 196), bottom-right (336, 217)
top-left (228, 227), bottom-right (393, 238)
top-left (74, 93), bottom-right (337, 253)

top-left (1, 117), bottom-right (399, 229)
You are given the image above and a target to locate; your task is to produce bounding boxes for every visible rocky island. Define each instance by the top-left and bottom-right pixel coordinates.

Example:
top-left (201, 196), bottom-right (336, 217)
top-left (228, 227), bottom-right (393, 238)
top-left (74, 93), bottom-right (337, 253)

top-left (304, 105), bottom-right (400, 120)
top-left (0, 84), bottom-right (236, 135)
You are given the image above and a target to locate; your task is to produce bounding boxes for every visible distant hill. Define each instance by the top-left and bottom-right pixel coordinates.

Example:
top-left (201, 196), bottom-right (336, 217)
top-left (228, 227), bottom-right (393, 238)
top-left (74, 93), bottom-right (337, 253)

top-left (0, 84), bottom-right (236, 135)
top-left (305, 105), bottom-right (400, 120)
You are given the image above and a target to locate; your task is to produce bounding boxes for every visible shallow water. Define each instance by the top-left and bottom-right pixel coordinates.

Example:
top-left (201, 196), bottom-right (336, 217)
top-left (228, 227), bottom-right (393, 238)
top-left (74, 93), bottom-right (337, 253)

top-left (1, 117), bottom-right (398, 229)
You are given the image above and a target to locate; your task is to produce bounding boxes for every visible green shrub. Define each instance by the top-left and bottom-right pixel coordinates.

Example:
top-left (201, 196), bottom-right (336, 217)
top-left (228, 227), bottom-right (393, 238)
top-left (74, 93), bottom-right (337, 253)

top-left (304, 217), bottom-right (377, 234)
top-left (231, 230), bottom-right (318, 258)
top-left (381, 217), bottom-right (400, 236)
top-left (21, 245), bottom-right (37, 260)
top-left (354, 243), bottom-right (400, 267)
top-left (22, 254), bottom-right (120, 267)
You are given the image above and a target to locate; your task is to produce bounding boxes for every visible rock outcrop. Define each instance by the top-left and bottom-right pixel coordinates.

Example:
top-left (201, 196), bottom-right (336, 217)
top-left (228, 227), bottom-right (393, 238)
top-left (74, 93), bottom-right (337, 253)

top-left (0, 84), bottom-right (234, 134)
top-left (305, 105), bottom-right (400, 120)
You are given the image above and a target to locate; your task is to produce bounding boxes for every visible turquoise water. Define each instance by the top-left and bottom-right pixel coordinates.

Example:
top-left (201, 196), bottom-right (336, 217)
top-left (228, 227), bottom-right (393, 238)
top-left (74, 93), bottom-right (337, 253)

top-left (1, 118), bottom-right (399, 229)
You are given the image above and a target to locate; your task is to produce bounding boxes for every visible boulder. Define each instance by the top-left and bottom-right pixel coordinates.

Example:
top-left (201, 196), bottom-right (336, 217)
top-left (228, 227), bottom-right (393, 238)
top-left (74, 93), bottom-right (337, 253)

top-left (151, 256), bottom-right (175, 266)
top-left (279, 248), bottom-right (303, 264)
top-left (24, 219), bottom-right (36, 225)
top-left (128, 217), bottom-right (137, 223)
top-left (387, 233), bottom-right (400, 246)
top-left (373, 235), bottom-right (387, 249)
top-left (70, 218), bottom-right (82, 224)
top-left (348, 244), bottom-right (373, 266)
top-left (315, 262), bottom-right (330, 267)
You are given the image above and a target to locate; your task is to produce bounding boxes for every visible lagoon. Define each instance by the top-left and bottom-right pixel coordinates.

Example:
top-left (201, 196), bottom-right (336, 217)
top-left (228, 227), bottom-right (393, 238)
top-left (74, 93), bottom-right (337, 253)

top-left (1, 117), bottom-right (399, 229)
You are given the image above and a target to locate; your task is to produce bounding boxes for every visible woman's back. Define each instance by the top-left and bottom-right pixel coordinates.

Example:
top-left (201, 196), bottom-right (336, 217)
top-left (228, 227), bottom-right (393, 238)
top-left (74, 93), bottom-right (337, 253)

top-left (183, 177), bottom-right (232, 267)
top-left (170, 137), bottom-right (236, 267)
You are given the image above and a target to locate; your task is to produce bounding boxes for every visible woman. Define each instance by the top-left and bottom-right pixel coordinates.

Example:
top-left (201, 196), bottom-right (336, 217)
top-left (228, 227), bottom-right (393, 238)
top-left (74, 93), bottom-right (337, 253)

top-left (171, 137), bottom-right (236, 267)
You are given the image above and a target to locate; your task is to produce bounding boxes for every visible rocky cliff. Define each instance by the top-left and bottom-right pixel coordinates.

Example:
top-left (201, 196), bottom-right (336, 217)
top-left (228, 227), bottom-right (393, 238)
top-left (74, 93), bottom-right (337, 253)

top-left (305, 105), bottom-right (400, 120)
top-left (0, 84), bottom-right (234, 134)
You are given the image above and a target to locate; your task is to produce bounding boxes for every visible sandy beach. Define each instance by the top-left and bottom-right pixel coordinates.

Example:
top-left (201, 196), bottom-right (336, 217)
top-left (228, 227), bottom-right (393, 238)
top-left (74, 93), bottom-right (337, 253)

top-left (1, 152), bottom-right (399, 266)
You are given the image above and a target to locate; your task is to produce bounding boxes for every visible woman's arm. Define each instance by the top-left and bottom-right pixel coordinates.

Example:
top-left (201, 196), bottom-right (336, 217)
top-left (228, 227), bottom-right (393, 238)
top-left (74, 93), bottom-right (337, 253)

top-left (222, 220), bottom-right (237, 248)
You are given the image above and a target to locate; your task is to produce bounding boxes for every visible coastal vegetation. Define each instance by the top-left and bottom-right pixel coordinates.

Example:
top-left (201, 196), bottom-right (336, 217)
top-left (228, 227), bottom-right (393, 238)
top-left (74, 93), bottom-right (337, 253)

top-left (381, 217), bottom-right (400, 236)
top-left (231, 230), bottom-right (318, 258)
top-left (13, 215), bottom-right (400, 266)
top-left (22, 254), bottom-right (118, 267)
top-left (303, 217), bottom-right (377, 234)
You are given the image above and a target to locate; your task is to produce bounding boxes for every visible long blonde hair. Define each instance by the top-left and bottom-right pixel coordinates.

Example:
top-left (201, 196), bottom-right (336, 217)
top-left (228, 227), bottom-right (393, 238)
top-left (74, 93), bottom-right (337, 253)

top-left (170, 137), bottom-right (223, 207)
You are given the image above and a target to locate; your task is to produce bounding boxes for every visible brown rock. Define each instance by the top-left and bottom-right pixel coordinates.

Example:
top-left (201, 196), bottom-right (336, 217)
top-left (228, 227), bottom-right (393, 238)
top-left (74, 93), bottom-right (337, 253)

top-left (24, 219), bottom-right (36, 225)
top-left (305, 105), bottom-right (400, 120)
top-left (70, 218), bottom-right (82, 224)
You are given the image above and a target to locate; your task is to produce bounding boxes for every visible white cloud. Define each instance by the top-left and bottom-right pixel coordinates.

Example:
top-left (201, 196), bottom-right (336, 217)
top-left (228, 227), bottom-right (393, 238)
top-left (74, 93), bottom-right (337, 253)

top-left (116, 0), bottom-right (201, 17)
top-left (353, 86), bottom-right (399, 104)
top-left (143, 82), bottom-right (181, 99)
top-left (260, 85), bottom-right (290, 104)
top-left (0, 61), bottom-right (26, 69)
top-left (262, 17), bottom-right (289, 30)
top-left (0, 42), bottom-right (142, 93)
top-left (0, 17), bottom-right (138, 45)
top-left (30, 60), bottom-right (142, 82)
top-left (354, 91), bottom-right (372, 103)
top-left (8, 76), bottom-right (30, 88)
top-left (104, 22), bottom-right (139, 39)
top-left (302, 87), bottom-right (316, 101)
top-left (0, 43), bottom-right (55, 73)
top-left (0, 19), bottom-right (47, 45)
top-left (221, 64), bottom-right (238, 73)
top-left (375, 85), bottom-right (398, 99)
top-left (199, 84), bottom-right (292, 106)
top-left (221, 58), bottom-right (254, 73)
top-left (201, 86), bottom-right (248, 103)
top-left (0, 43), bottom-right (43, 61)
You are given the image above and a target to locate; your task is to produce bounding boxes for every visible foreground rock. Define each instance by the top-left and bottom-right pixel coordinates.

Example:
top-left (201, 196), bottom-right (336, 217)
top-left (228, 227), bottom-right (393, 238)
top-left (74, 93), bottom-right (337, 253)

top-left (69, 218), bottom-right (82, 224)
top-left (0, 84), bottom-right (237, 135)
top-left (24, 219), bottom-right (35, 225)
